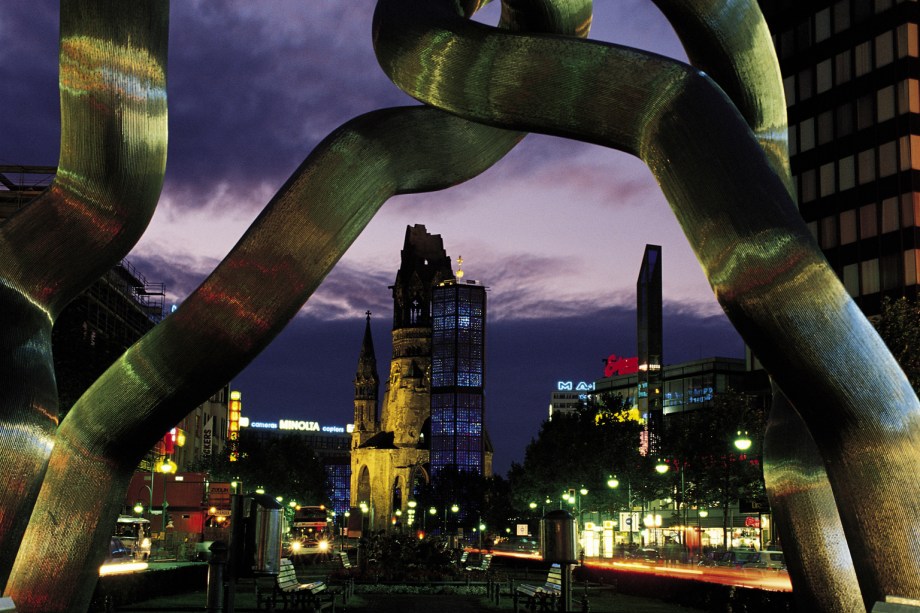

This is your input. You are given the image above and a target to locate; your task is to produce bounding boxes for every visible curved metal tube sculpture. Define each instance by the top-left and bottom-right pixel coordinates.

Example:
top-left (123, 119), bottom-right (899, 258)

top-left (3, 2), bottom-right (587, 611)
top-left (3, 1), bottom-right (919, 610)
top-left (0, 0), bottom-right (168, 591)
top-left (372, 0), bottom-right (920, 608)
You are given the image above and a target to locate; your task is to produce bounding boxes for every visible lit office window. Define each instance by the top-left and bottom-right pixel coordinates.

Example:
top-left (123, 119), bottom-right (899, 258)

top-left (816, 8), bottom-right (832, 41)
top-left (882, 197), bottom-right (899, 233)
top-left (855, 40), bottom-right (873, 76)
top-left (862, 259), bottom-right (880, 294)
top-left (877, 86), bottom-right (896, 121)
top-left (876, 31), bottom-right (895, 66)
top-left (843, 263), bottom-right (860, 296)
top-left (836, 49), bottom-right (852, 85)
top-left (860, 203), bottom-right (878, 238)
top-left (902, 192), bottom-right (920, 228)
top-left (834, 1), bottom-right (851, 34)
top-left (897, 79), bottom-right (920, 114)
top-left (841, 210), bottom-right (858, 244)
top-left (879, 141), bottom-right (898, 177)
top-left (817, 59), bottom-right (833, 93)
top-left (839, 155), bottom-right (856, 190)
top-left (800, 117), bottom-right (815, 151)
top-left (801, 169), bottom-right (817, 202)
top-left (820, 162), bottom-right (836, 197)
top-left (905, 250), bottom-right (920, 286)
top-left (897, 23), bottom-right (919, 58)
top-left (857, 149), bottom-right (876, 184)
top-left (821, 216), bottom-right (839, 248)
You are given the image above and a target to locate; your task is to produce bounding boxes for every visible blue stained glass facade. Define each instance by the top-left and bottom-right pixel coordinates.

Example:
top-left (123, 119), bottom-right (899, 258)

top-left (430, 282), bottom-right (486, 476)
top-left (325, 462), bottom-right (352, 516)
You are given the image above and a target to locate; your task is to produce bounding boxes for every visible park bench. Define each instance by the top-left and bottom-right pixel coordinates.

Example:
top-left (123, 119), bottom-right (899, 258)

top-left (456, 550), bottom-right (469, 565)
top-left (513, 563), bottom-right (562, 612)
top-left (327, 550), bottom-right (354, 608)
top-left (257, 558), bottom-right (334, 611)
top-left (465, 553), bottom-right (492, 572)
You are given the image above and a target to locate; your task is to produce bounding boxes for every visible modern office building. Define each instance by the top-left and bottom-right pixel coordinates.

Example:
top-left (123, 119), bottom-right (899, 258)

top-left (637, 245), bottom-right (664, 455)
top-left (759, 0), bottom-right (920, 316)
top-left (430, 275), bottom-right (487, 477)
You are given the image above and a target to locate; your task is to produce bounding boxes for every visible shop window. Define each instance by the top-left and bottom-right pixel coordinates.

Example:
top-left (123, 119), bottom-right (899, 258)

top-left (839, 155), bottom-right (856, 190)
top-left (879, 141), bottom-right (898, 177)
top-left (841, 209), bottom-right (858, 244)
top-left (860, 203), bottom-right (878, 238)
top-left (882, 196), bottom-right (899, 233)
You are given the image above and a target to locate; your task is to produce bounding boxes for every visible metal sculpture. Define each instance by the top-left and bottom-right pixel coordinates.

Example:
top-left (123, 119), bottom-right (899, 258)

top-left (2, 2), bottom-right (587, 611)
top-left (2, 0), bottom-right (918, 611)
top-left (373, 0), bottom-right (920, 609)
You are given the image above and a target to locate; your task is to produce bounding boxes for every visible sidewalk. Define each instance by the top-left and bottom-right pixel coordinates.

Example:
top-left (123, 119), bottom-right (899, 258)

top-left (119, 585), bottom-right (707, 612)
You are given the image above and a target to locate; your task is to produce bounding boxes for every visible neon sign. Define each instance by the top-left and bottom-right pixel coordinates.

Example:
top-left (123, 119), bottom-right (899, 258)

top-left (279, 419), bottom-right (321, 431)
top-left (604, 354), bottom-right (639, 377)
top-left (557, 381), bottom-right (595, 391)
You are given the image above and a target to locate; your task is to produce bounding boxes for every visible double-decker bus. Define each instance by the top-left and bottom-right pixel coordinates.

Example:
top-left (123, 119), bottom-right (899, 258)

top-left (289, 505), bottom-right (331, 554)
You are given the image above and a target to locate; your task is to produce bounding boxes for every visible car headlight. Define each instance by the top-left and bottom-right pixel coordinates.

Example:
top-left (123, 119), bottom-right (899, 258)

top-left (318, 540), bottom-right (329, 551)
top-left (290, 541), bottom-right (302, 552)
top-left (141, 538), bottom-right (151, 550)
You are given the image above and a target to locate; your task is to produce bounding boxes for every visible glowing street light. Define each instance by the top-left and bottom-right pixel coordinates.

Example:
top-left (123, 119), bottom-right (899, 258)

top-left (655, 459), bottom-right (670, 474)
top-left (734, 430), bottom-right (753, 451)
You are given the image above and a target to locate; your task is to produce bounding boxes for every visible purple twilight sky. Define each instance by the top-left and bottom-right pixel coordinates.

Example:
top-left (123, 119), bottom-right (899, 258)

top-left (1, 2), bottom-right (745, 475)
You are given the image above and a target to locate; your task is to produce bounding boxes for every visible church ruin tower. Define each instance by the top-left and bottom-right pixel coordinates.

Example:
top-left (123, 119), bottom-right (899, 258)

top-left (353, 311), bottom-right (379, 448)
top-left (382, 225), bottom-right (453, 444)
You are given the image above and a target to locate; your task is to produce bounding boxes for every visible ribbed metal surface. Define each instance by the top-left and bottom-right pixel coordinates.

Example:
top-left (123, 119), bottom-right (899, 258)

top-left (5, 2), bottom-right (588, 611)
top-left (0, 0), bottom-right (168, 597)
top-left (373, 0), bottom-right (920, 607)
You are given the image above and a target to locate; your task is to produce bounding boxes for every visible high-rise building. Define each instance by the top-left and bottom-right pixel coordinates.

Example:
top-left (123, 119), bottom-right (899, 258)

top-left (759, 1), bottom-right (920, 316)
top-left (430, 272), bottom-right (487, 477)
top-left (637, 244), bottom-right (663, 455)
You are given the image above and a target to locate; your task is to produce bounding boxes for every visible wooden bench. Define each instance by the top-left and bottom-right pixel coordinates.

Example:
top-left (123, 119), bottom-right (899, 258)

top-left (456, 550), bottom-right (469, 566)
top-left (513, 563), bottom-right (562, 612)
top-left (335, 550), bottom-right (352, 569)
top-left (258, 558), bottom-right (334, 611)
top-left (327, 550), bottom-right (354, 608)
top-left (465, 553), bottom-right (492, 572)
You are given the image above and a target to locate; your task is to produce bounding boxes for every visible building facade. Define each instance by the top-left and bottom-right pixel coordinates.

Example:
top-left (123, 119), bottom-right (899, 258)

top-left (759, 0), bottom-right (920, 316)
top-left (350, 225), bottom-right (493, 532)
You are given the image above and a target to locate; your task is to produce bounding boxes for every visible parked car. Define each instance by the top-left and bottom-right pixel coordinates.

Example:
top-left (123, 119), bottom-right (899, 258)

top-left (628, 547), bottom-right (661, 562)
top-left (712, 549), bottom-right (758, 567)
top-left (743, 550), bottom-right (786, 570)
top-left (105, 536), bottom-right (133, 565)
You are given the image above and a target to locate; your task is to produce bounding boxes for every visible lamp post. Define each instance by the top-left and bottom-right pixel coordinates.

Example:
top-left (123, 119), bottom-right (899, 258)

top-left (428, 506), bottom-right (437, 534)
top-left (608, 475), bottom-right (633, 546)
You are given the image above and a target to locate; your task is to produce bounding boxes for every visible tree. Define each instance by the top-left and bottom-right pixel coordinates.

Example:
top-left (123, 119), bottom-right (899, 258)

top-left (508, 394), bottom-right (664, 519)
top-left (874, 296), bottom-right (920, 390)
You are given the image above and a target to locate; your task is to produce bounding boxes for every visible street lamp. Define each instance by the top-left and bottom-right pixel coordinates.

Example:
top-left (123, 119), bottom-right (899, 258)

top-left (734, 430), bottom-right (752, 451)
top-left (608, 475), bottom-right (634, 546)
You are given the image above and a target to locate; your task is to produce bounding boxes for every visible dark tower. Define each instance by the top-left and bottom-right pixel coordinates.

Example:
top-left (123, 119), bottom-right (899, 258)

top-left (637, 244), bottom-right (663, 456)
top-left (391, 225), bottom-right (453, 330)
top-left (353, 311), bottom-right (380, 447)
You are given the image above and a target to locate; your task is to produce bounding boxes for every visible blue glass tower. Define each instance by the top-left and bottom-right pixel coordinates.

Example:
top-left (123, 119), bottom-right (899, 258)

top-left (429, 271), bottom-right (486, 477)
